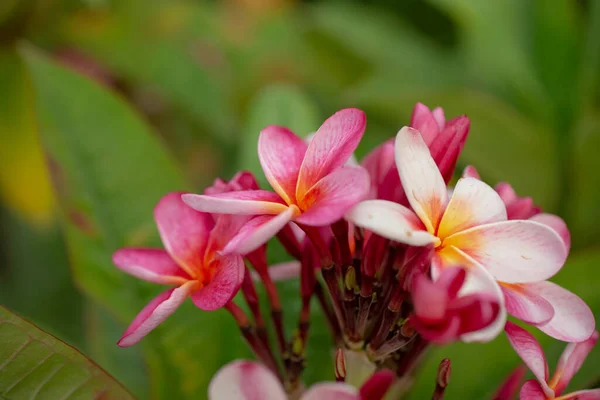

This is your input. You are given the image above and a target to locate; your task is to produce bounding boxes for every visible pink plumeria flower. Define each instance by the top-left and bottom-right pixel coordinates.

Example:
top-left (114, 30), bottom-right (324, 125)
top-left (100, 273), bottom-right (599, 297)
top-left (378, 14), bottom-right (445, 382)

top-left (347, 127), bottom-right (569, 342)
top-left (208, 360), bottom-right (395, 400)
top-left (362, 102), bottom-right (470, 203)
top-left (505, 321), bottom-right (600, 400)
top-left (112, 192), bottom-right (245, 347)
top-left (410, 267), bottom-right (501, 344)
top-left (493, 365), bottom-right (528, 400)
top-left (182, 109), bottom-right (370, 255)
top-left (461, 166), bottom-right (593, 342)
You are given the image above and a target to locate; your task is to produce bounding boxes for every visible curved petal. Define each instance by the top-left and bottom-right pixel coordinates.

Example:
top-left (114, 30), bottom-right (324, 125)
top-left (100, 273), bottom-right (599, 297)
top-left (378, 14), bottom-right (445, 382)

top-left (437, 177), bottom-right (507, 239)
top-left (296, 166), bottom-right (370, 226)
top-left (429, 116), bottom-right (470, 183)
top-left (560, 389), bottom-right (600, 399)
top-left (501, 283), bottom-right (554, 325)
top-left (552, 331), bottom-right (599, 395)
top-left (345, 200), bottom-right (438, 246)
top-left (443, 220), bottom-right (567, 283)
top-left (530, 213), bottom-right (571, 253)
top-left (182, 191), bottom-right (287, 216)
top-left (301, 383), bottom-right (359, 400)
top-left (155, 192), bottom-right (215, 277)
top-left (359, 370), bottom-right (396, 400)
top-left (432, 107), bottom-right (446, 130)
top-left (118, 281), bottom-right (197, 347)
top-left (519, 380), bottom-right (549, 400)
top-left (527, 281), bottom-right (595, 343)
top-left (297, 108), bottom-right (366, 198)
top-left (222, 208), bottom-right (297, 255)
top-left (260, 261), bottom-right (302, 282)
top-left (495, 182), bottom-right (518, 204)
top-left (112, 248), bottom-right (191, 285)
top-left (462, 165), bottom-right (481, 180)
top-left (410, 102), bottom-right (440, 145)
top-left (361, 139), bottom-right (395, 198)
top-left (191, 255), bottom-right (245, 310)
top-left (395, 126), bottom-right (448, 233)
top-left (493, 365), bottom-right (527, 400)
top-left (505, 321), bottom-right (551, 392)
top-left (208, 360), bottom-right (287, 400)
top-left (258, 125), bottom-right (308, 205)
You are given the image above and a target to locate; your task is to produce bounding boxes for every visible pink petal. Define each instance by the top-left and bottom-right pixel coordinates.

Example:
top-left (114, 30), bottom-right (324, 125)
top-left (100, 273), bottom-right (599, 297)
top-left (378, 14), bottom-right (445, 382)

top-left (552, 331), bottom-right (599, 395)
top-left (443, 220), bottom-right (567, 283)
top-left (112, 248), bottom-right (191, 285)
top-left (395, 126), bottom-right (448, 234)
top-left (296, 166), bottom-right (370, 226)
top-left (258, 125), bottom-right (308, 205)
top-left (222, 208), bottom-right (296, 255)
top-left (256, 261), bottom-right (302, 282)
top-left (501, 283), bottom-right (555, 325)
top-left (191, 255), bottom-right (245, 311)
top-left (530, 213), bottom-right (571, 253)
top-left (296, 108), bottom-right (366, 198)
top-left (505, 321), bottom-right (551, 393)
top-left (301, 383), bottom-right (359, 400)
top-left (361, 139), bottom-right (395, 198)
top-left (359, 370), bottom-right (395, 400)
top-left (412, 272), bottom-right (452, 323)
top-left (410, 102), bottom-right (440, 145)
top-left (432, 107), bottom-right (446, 130)
top-left (208, 360), bottom-right (287, 400)
top-left (182, 191), bottom-right (287, 215)
top-left (345, 200), bottom-right (438, 246)
top-left (118, 281), bottom-right (197, 347)
top-left (493, 365), bottom-right (527, 400)
top-left (462, 165), bottom-right (481, 180)
top-left (154, 192), bottom-right (215, 276)
top-left (560, 389), bottom-right (600, 399)
top-left (519, 380), bottom-right (549, 400)
top-left (437, 177), bottom-right (507, 239)
top-left (495, 182), bottom-right (518, 205)
top-left (429, 116), bottom-right (470, 183)
top-left (527, 281), bottom-right (596, 343)
top-left (205, 215), bottom-right (252, 256)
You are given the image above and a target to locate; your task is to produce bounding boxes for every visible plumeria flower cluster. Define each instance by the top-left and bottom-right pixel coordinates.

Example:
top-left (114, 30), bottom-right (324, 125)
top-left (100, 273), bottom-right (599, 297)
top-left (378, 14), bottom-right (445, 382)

top-left (112, 104), bottom-right (597, 399)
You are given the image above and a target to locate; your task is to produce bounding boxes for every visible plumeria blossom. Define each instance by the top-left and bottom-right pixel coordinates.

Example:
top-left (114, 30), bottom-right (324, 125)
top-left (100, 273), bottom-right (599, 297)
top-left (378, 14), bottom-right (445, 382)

top-left (347, 126), bottom-right (569, 342)
top-left (410, 267), bottom-right (501, 344)
top-left (208, 360), bottom-right (395, 400)
top-left (505, 321), bottom-right (600, 399)
top-left (181, 109), bottom-right (370, 255)
top-left (361, 103), bottom-right (470, 202)
top-left (112, 192), bottom-right (244, 346)
top-left (461, 166), bottom-right (594, 342)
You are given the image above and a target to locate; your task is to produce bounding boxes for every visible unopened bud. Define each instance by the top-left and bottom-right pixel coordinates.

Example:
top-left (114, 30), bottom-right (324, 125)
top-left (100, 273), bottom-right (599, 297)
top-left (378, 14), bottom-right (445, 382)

top-left (437, 358), bottom-right (451, 388)
top-left (335, 348), bottom-right (346, 382)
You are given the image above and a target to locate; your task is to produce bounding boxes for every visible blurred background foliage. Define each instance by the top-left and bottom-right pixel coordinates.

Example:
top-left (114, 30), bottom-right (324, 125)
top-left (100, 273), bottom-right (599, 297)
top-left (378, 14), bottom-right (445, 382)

top-left (0, 0), bottom-right (599, 398)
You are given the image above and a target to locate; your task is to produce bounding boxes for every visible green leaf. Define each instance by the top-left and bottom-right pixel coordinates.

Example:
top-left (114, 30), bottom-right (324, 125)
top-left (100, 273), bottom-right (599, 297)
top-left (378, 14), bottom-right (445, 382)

top-left (242, 84), bottom-right (321, 186)
top-left (20, 44), bottom-right (248, 398)
top-left (0, 306), bottom-right (133, 399)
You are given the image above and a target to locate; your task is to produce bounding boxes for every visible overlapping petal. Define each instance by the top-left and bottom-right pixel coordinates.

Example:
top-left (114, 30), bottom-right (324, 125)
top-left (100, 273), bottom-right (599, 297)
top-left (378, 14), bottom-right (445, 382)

top-left (297, 108), bottom-right (366, 198)
top-left (191, 255), bottom-right (245, 311)
top-left (296, 166), bottom-right (370, 226)
top-left (346, 200), bottom-right (438, 246)
top-left (501, 283), bottom-right (554, 325)
top-left (258, 125), bottom-right (308, 204)
top-left (530, 213), bottom-right (571, 253)
top-left (443, 220), bottom-right (567, 283)
top-left (182, 190), bottom-right (287, 215)
top-left (112, 248), bottom-right (190, 285)
top-left (395, 126), bottom-right (448, 233)
top-left (520, 380), bottom-right (547, 400)
top-left (118, 280), bottom-right (198, 347)
top-left (410, 102), bottom-right (441, 145)
top-left (302, 383), bottom-right (359, 400)
top-left (552, 331), bottom-right (599, 395)
top-left (208, 360), bottom-right (287, 400)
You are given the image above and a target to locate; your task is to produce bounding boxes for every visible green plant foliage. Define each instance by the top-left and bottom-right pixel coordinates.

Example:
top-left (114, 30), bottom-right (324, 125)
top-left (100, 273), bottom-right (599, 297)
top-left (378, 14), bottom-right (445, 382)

top-left (0, 306), bottom-right (133, 399)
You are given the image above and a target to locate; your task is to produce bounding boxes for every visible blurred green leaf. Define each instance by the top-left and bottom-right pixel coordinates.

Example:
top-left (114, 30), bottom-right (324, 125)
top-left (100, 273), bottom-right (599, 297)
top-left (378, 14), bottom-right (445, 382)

top-left (242, 84), bottom-right (321, 186)
top-left (0, 306), bottom-right (133, 399)
top-left (347, 85), bottom-right (560, 209)
top-left (20, 45), bottom-right (248, 398)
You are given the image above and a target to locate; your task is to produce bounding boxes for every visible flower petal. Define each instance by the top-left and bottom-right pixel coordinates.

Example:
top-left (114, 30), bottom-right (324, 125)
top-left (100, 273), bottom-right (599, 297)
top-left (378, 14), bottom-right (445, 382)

top-left (527, 281), bottom-right (596, 343)
top-left (410, 102), bottom-right (441, 145)
top-left (301, 383), bottom-right (359, 400)
top-left (155, 192), bottom-right (215, 276)
top-left (222, 208), bottom-right (296, 255)
top-left (505, 321), bottom-right (551, 392)
top-left (552, 331), bottom-right (599, 395)
top-left (501, 283), bottom-right (555, 325)
top-left (345, 200), bottom-right (438, 246)
top-left (359, 370), bottom-right (396, 400)
top-left (559, 389), bottom-right (600, 399)
top-left (429, 116), bottom-right (470, 183)
top-left (519, 380), bottom-right (549, 400)
top-left (296, 166), bottom-right (370, 226)
top-left (297, 108), bottom-right (366, 198)
top-left (191, 255), bottom-right (245, 310)
top-left (443, 220), bottom-right (567, 283)
top-left (361, 139), bottom-right (395, 198)
top-left (182, 190), bottom-right (287, 216)
top-left (112, 248), bottom-right (191, 285)
top-left (462, 165), bottom-right (481, 180)
top-left (118, 281), bottom-right (197, 347)
top-left (208, 360), bottom-right (287, 400)
top-left (258, 125), bottom-right (308, 204)
top-left (432, 107), bottom-right (446, 130)
top-left (530, 213), bottom-right (571, 253)
top-left (395, 126), bottom-right (448, 233)
top-left (250, 261), bottom-right (302, 282)
top-left (492, 365), bottom-right (527, 400)
top-left (437, 177), bottom-right (507, 239)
